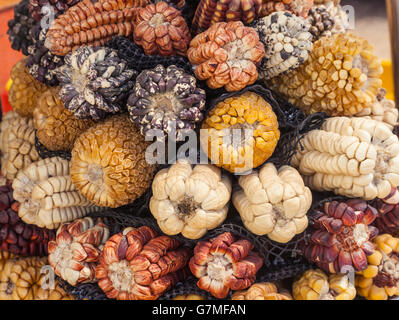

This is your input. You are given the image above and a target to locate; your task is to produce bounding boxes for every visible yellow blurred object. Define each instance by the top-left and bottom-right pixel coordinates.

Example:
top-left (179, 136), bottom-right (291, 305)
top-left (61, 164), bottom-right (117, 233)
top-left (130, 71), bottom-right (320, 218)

top-left (5, 79), bottom-right (12, 91)
top-left (381, 60), bottom-right (395, 101)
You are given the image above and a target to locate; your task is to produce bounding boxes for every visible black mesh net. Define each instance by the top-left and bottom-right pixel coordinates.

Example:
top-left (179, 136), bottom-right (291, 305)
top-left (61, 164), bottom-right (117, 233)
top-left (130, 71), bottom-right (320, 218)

top-left (60, 276), bottom-right (216, 300)
top-left (88, 212), bottom-right (160, 239)
top-left (112, 187), bottom-right (155, 218)
top-left (87, 205), bottom-right (310, 267)
top-left (35, 134), bottom-right (72, 161)
top-left (105, 37), bottom-right (194, 76)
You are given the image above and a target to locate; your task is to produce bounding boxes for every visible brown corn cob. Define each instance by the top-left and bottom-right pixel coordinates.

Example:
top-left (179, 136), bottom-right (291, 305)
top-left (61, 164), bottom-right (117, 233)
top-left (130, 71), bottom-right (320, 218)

top-left (96, 226), bottom-right (191, 300)
top-left (45, 0), bottom-right (149, 56)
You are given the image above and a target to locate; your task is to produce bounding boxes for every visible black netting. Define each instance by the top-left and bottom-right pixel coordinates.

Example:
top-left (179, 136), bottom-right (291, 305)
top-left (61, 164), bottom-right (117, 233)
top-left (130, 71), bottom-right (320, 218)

top-left (159, 277), bottom-right (217, 300)
top-left (297, 194), bottom-right (351, 264)
top-left (105, 37), bottom-right (194, 75)
top-left (35, 134), bottom-right (72, 161)
top-left (112, 187), bottom-right (154, 218)
top-left (203, 219), bottom-right (310, 269)
top-left (270, 112), bottom-right (326, 169)
top-left (58, 277), bottom-right (108, 301)
top-left (60, 276), bottom-right (216, 301)
top-left (55, 84), bottom-right (325, 301)
top-left (60, 262), bottom-right (311, 301)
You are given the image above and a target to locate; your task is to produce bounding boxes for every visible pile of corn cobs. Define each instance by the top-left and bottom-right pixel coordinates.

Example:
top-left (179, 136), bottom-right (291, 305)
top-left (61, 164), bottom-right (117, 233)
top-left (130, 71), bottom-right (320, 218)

top-left (3, 0), bottom-right (399, 301)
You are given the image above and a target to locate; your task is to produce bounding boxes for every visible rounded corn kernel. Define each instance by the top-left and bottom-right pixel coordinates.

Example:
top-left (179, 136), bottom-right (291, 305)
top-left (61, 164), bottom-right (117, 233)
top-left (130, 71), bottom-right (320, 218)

top-left (8, 58), bottom-right (49, 118)
top-left (200, 91), bottom-right (280, 174)
top-left (34, 87), bottom-right (95, 151)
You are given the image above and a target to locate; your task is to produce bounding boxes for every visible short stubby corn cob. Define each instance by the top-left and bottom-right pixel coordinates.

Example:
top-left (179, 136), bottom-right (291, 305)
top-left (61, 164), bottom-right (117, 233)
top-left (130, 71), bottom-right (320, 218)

top-left (355, 88), bottom-right (398, 131)
top-left (189, 232), bottom-right (264, 299)
top-left (96, 226), bottom-right (191, 300)
top-left (0, 113), bottom-right (41, 181)
top-left (232, 163), bottom-right (311, 243)
top-left (33, 87), bottom-right (95, 151)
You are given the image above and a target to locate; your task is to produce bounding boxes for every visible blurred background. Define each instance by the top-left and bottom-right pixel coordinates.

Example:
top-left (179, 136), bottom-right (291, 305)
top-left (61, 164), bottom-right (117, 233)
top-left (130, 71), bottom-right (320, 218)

top-left (345, 0), bottom-right (390, 59)
top-left (0, 0), bottom-right (393, 91)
